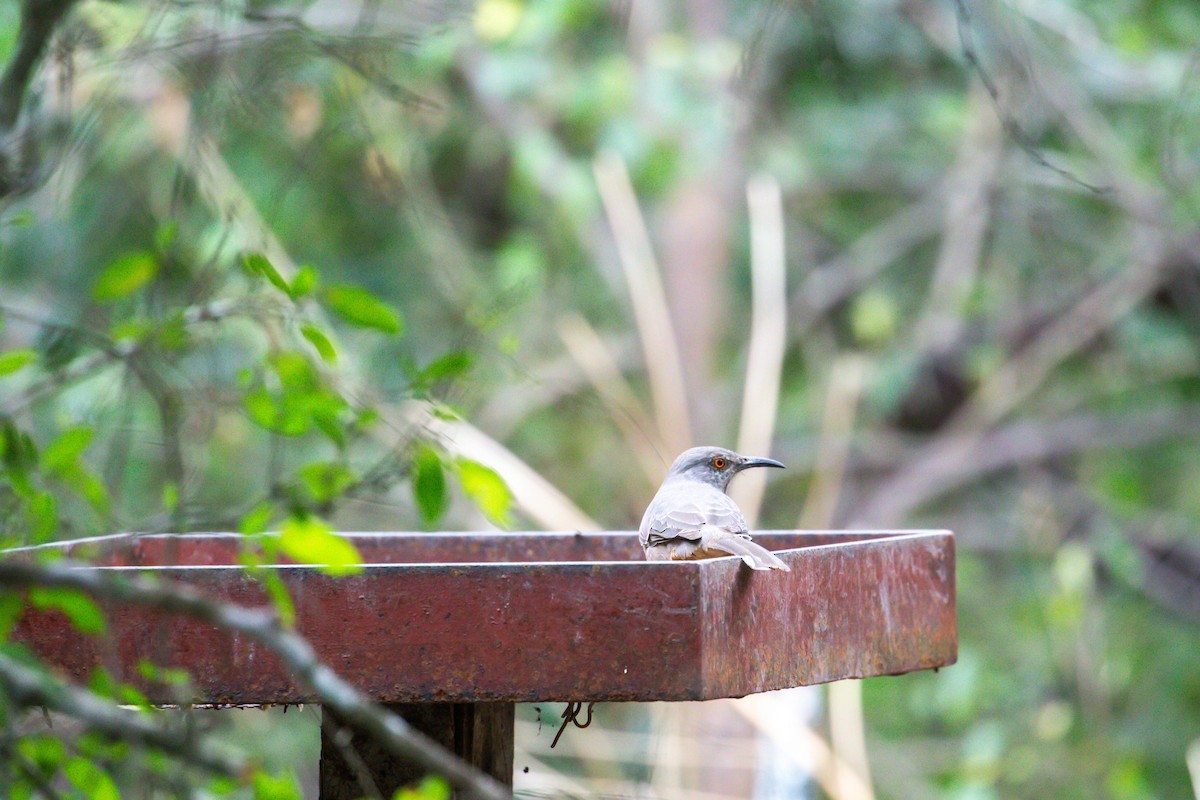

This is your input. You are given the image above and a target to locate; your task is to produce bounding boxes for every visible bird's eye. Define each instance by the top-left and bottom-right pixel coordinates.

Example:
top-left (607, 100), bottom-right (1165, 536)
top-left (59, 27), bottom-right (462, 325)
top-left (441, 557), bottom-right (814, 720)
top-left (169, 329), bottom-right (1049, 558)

top-left (712, 457), bottom-right (727, 469)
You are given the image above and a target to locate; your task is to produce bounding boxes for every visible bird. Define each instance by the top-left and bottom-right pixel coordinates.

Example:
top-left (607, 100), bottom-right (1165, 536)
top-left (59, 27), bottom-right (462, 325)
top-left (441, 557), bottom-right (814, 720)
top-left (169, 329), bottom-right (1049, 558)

top-left (639, 446), bottom-right (790, 571)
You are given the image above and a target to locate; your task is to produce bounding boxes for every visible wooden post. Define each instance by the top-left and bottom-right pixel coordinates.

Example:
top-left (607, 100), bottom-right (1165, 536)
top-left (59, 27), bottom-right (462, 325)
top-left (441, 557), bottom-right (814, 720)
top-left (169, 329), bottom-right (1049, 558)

top-left (319, 702), bottom-right (514, 799)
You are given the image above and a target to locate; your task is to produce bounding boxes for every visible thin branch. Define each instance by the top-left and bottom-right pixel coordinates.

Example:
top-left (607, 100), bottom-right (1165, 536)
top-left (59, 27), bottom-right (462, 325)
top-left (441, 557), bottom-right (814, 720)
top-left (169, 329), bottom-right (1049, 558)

top-left (853, 227), bottom-right (1172, 527)
top-left (124, 355), bottom-right (186, 530)
top-left (593, 150), bottom-right (693, 454)
top-left (911, 84), bottom-right (1000, 351)
top-left (852, 399), bottom-right (1200, 527)
top-left (0, 559), bottom-right (512, 800)
top-left (841, 404), bottom-right (1200, 477)
top-left (320, 714), bottom-right (385, 800)
top-left (0, 297), bottom-right (252, 418)
top-left (732, 694), bottom-right (874, 800)
top-left (798, 357), bottom-right (866, 530)
top-left (0, 0), bottom-right (77, 132)
top-left (828, 680), bottom-right (876, 800)
top-left (788, 185), bottom-right (945, 335)
top-left (0, 651), bottom-right (246, 777)
top-left (557, 313), bottom-right (664, 486)
top-left (475, 335), bottom-right (640, 439)
top-left (731, 174), bottom-right (788, 524)
top-left (0, 350), bottom-right (116, 416)
top-left (12, 750), bottom-right (67, 800)
top-left (951, 0), bottom-right (1109, 195)
top-left (973, 250), bottom-right (1168, 432)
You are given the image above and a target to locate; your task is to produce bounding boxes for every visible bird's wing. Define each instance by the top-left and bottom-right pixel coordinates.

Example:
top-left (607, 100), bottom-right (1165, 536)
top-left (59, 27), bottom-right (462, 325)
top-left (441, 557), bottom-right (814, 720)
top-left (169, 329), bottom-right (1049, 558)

top-left (639, 482), bottom-right (749, 547)
top-left (699, 532), bottom-right (790, 571)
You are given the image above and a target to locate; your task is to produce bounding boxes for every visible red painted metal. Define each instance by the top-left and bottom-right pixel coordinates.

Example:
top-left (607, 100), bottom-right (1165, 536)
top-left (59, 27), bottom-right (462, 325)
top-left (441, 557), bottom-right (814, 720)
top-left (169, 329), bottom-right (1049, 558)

top-left (8, 531), bottom-right (955, 704)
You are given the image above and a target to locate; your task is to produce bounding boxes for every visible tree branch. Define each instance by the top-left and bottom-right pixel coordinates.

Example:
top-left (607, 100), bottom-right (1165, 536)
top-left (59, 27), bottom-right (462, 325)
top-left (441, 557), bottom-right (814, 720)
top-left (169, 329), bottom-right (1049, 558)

top-left (0, 0), bottom-right (76, 132)
top-left (0, 559), bottom-right (511, 800)
top-left (849, 403), bottom-right (1200, 527)
top-left (0, 650), bottom-right (246, 777)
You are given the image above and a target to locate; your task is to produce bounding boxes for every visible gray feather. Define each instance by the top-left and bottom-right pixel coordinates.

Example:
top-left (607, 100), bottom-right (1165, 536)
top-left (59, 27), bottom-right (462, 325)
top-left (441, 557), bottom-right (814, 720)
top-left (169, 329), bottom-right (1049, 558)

top-left (640, 481), bottom-right (748, 546)
top-left (639, 447), bottom-right (789, 571)
top-left (699, 528), bottom-right (790, 571)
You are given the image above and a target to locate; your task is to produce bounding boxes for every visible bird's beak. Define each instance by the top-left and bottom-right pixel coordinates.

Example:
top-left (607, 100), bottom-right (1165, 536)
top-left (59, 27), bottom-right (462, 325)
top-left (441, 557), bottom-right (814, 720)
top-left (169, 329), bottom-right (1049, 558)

top-left (738, 456), bottom-right (785, 471)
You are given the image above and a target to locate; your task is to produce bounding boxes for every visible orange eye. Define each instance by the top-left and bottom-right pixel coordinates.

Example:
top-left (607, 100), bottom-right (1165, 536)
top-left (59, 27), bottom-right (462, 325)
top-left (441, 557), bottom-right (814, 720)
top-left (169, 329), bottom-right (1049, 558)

top-left (712, 457), bottom-right (727, 469)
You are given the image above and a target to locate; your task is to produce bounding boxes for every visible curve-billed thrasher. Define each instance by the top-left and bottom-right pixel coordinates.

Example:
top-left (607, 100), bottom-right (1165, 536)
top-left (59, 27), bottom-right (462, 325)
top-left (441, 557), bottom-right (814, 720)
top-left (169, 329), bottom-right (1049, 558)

top-left (639, 446), bottom-right (790, 571)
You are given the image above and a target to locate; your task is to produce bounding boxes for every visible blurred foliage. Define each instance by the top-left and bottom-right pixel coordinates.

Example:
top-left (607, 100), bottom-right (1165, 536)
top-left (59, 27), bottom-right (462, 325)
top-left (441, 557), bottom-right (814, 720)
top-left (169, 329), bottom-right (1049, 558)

top-left (1, 0), bottom-right (1200, 798)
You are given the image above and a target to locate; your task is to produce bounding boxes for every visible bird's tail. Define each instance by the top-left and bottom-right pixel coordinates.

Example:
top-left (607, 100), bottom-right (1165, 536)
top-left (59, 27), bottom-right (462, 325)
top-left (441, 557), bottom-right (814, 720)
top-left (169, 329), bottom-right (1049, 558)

top-left (705, 532), bottom-right (790, 571)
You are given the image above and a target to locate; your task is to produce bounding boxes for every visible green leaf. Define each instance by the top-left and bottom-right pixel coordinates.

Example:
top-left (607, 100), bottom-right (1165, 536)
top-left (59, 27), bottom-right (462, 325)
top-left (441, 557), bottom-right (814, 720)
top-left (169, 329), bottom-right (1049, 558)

top-left (242, 252), bottom-right (290, 294)
top-left (322, 285), bottom-right (403, 334)
top-left (301, 324), bottom-right (337, 363)
top-left (355, 407), bottom-right (379, 431)
top-left (312, 409), bottom-right (347, 449)
top-left (137, 659), bottom-right (190, 687)
top-left (161, 481), bottom-right (179, 513)
top-left (76, 732), bottom-right (128, 763)
top-left (38, 326), bottom-right (82, 370)
top-left (252, 771), bottom-right (302, 800)
top-left (19, 735), bottom-right (66, 775)
top-left (64, 757), bottom-right (120, 800)
top-left (55, 464), bottom-right (110, 516)
top-left (154, 220), bottom-right (178, 250)
top-left (0, 593), bottom-right (22, 640)
top-left (110, 319), bottom-right (153, 342)
top-left (412, 446), bottom-right (447, 524)
top-left (394, 776), bottom-right (451, 800)
top-left (79, 470), bottom-right (110, 515)
top-left (6, 210), bottom-right (34, 228)
top-left (207, 776), bottom-right (241, 796)
top-left (41, 426), bottom-right (94, 473)
top-left (155, 313), bottom-right (190, 350)
top-left (118, 683), bottom-right (151, 708)
top-left (2, 419), bottom-right (37, 491)
top-left (0, 349), bottom-right (37, 376)
top-left (455, 460), bottom-right (513, 527)
top-left (244, 388), bottom-right (311, 437)
top-left (239, 502), bottom-right (275, 536)
top-left (849, 289), bottom-right (897, 346)
top-left (297, 462), bottom-right (355, 504)
top-left (87, 666), bottom-right (117, 698)
top-left (278, 517), bottom-right (362, 576)
top-left (414, 351), bottom-right (473, 389)
top-left (259, 568), bottom-right (296, 627)
top-left (92, 252), bottom-right (159, 301)
top-left (240, 539), bottom-right (294, 624)
top-left (271, 351), bottom-right (317, 391)
top-left (429, 402), bottom-right (462, 422)
top-left (30, 587), bottom-right (106, 635)
top-left (291, 265), bottom-right (319, 297)
top-left (245, 387), bottom-right (281, 430)
top-left (25, 490), bottom-right (57, 542)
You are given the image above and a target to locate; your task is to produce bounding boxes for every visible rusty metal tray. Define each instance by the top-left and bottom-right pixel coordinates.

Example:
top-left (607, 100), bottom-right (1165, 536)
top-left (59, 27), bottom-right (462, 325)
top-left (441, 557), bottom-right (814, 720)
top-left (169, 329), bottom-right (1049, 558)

top-left (9, 531), bottom-right (955, 704)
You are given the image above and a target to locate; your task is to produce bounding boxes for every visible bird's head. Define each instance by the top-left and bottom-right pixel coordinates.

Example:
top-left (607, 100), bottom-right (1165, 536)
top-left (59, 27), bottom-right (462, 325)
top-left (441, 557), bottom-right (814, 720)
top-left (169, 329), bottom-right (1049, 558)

top-left (664, 446), bottom-right (785, 491)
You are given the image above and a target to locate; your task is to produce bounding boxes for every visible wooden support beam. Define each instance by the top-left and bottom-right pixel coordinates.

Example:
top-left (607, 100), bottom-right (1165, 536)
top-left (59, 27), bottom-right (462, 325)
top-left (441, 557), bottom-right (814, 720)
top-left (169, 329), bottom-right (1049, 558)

top-left (319, 702), bottom-right (514, 799)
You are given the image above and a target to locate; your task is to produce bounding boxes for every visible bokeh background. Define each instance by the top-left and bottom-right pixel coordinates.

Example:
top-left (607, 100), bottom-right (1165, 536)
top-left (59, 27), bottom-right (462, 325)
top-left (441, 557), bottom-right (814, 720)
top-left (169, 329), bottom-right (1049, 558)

top-left (2, 0), bottom-right (1200, 798)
